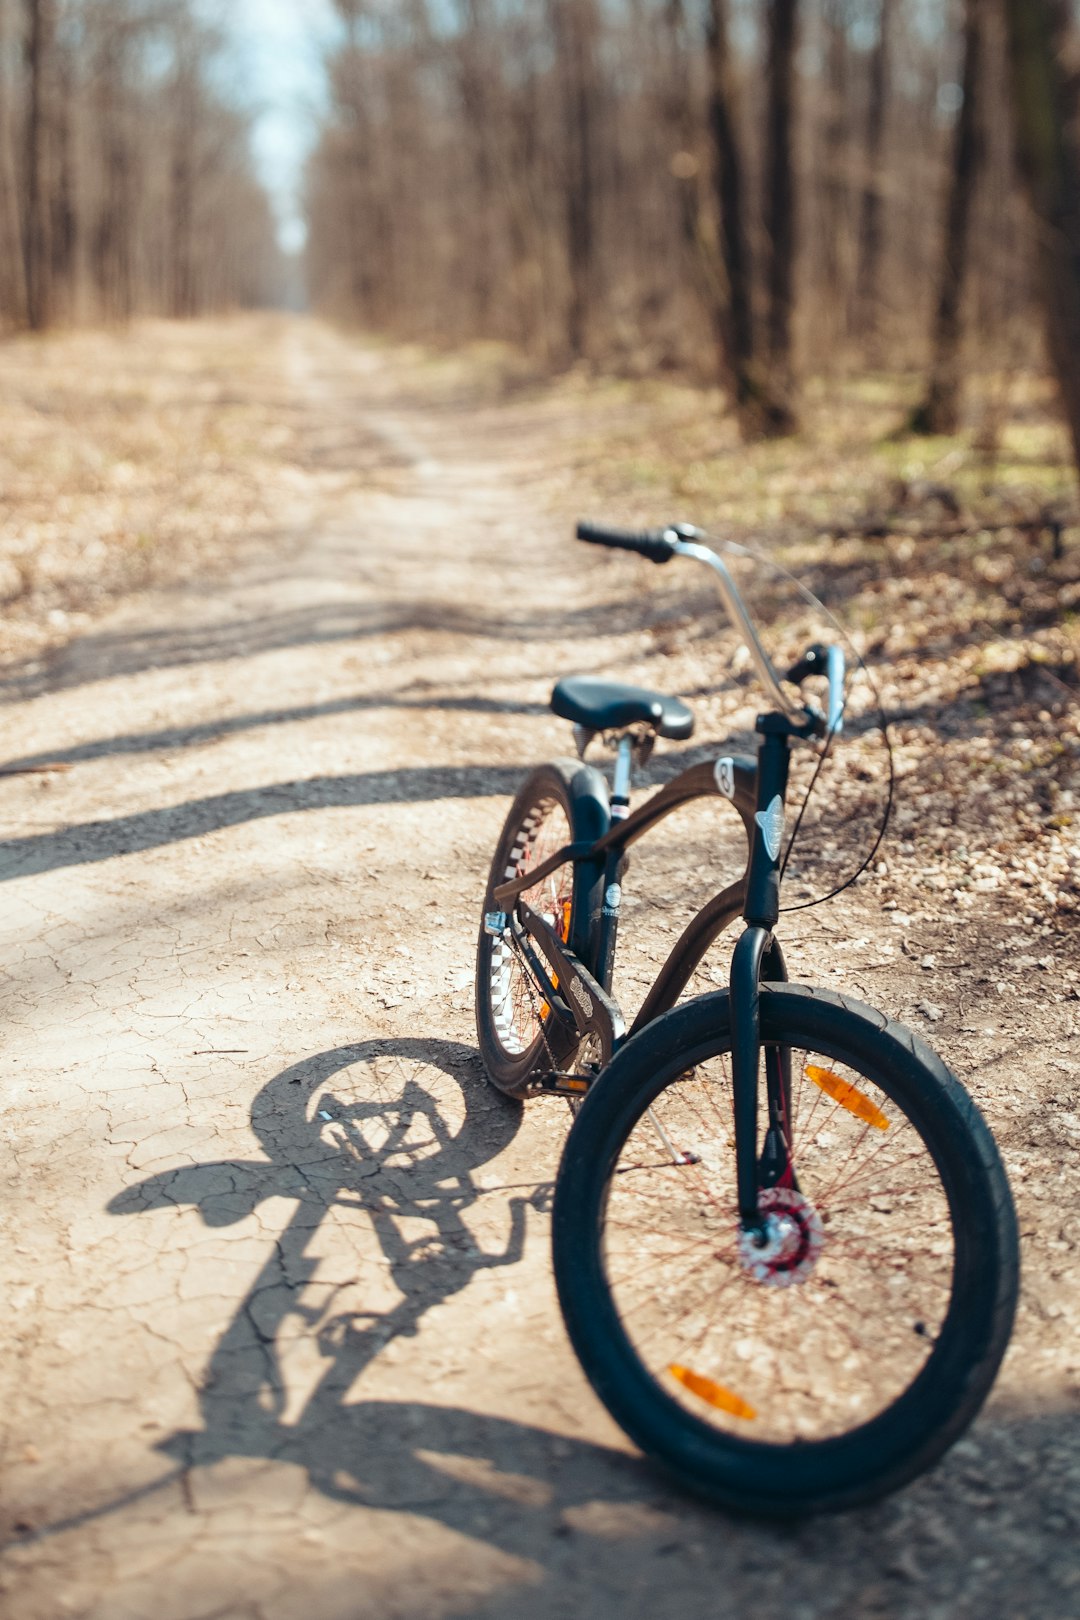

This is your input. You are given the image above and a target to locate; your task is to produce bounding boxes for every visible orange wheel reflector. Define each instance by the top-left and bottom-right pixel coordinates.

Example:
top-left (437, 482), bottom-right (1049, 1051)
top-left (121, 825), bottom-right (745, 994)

top-left (668, 1364), bottom-right (756, 1420)
top-left (806, 1064), bottom-right (889, 1130)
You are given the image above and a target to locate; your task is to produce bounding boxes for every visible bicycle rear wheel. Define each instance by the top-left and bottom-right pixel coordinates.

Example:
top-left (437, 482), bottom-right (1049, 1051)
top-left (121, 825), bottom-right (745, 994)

top-left (475, 759), bottom-right (606, 1098)
top-left (553, 984), bottom-right (1018, 1515)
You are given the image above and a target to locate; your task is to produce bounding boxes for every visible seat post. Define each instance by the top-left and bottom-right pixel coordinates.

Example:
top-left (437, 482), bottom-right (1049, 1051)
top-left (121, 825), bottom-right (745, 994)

top-left (611, 735), bottom-right (634, 820)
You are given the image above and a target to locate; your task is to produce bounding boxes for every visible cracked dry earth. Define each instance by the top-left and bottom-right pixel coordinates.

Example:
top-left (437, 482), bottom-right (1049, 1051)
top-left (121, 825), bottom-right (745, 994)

top-left (2, 317), bottom-right (1080, 1620)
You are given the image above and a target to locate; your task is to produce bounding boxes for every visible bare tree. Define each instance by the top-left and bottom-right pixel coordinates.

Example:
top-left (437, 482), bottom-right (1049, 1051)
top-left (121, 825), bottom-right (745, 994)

top-left (704, 0), bottom-right (793, 434)
top-left (168, 10), bottom-right (199, 319)
top-left (704, 0), bottom-right (755, 417)
top-left (763, 0), bottom-right (799, 394)
top-left (302, 0), bottom-right (1039, 405)
top-left (454, 0), bottom-right (500, 331)
top-left (818, 0), bottom-right (851, 336)
top-left (550, 0), bottom-right (601, 361)
top-left (853, 0), bottom-right (895, 347)
top-left (1002, 0), bottom-right (1080, 479)
top-left (0, 0), bottom-right (28, 321)
top-left (22, 0), bottom-right (55, 330)
top-left (911, 0), bottom-right (983, 434)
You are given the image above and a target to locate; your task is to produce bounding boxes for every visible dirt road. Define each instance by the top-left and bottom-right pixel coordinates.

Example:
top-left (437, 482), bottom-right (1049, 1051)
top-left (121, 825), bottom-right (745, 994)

top-left (1, 319), bottom-right (1078, 1619)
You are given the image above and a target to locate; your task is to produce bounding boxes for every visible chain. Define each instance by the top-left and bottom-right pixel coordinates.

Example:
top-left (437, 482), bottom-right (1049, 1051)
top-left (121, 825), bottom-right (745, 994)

top-left (505, 924), bottom-right (596, 1119)
top-left (506, 925), bottom-right (561, 1092)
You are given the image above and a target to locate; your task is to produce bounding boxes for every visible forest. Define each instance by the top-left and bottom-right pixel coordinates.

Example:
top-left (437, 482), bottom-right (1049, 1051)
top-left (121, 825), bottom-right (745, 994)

top-left (4, 1), bottom-right (1080, 468)
top-left (0, 0), bottom-right (284, 326)
top-left (302, 0), bottom-right (1080, 460)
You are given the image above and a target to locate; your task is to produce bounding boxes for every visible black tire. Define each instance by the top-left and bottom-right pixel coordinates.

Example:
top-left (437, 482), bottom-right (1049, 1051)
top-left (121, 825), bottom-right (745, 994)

top-left (475, 759), bottom-right (608, 1099)
top-left (553, 984), bottom-right (1018, 1516)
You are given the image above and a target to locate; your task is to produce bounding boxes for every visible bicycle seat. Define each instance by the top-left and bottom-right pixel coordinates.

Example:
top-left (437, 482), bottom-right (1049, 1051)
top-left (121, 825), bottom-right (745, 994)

top-left (550, 677), bottom-right (695, 741)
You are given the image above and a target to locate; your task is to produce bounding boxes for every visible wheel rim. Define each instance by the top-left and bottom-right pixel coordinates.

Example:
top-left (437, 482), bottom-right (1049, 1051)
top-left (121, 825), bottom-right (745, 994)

top-left (600, 1040), bottom-right (957, 1446)
top-left (488, 795), bottom-right (573, 1058)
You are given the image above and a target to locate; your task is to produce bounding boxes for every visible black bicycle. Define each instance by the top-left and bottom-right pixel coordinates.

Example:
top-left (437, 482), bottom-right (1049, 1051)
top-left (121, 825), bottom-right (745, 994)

top-left (475, 520), bottom-right (1018, 1517)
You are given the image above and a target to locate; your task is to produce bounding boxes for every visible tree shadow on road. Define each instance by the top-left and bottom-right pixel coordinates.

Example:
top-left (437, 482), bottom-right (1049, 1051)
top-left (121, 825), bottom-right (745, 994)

top-left (0, 763), bottom-right (533, 882)
top-left (0, 690), bottom-right (552, 774)
top-left (0, 589), bottom-right (712, 703)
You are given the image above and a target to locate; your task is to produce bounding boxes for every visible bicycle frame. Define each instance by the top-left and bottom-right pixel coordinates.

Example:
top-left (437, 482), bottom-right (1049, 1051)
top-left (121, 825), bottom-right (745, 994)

top-left (492, 706), bottom-right (816, 1232)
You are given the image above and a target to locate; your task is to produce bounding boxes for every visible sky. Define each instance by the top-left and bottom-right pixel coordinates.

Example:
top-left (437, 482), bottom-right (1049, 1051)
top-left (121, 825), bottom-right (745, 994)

top-left (207, 0), bottom-right (338, 254)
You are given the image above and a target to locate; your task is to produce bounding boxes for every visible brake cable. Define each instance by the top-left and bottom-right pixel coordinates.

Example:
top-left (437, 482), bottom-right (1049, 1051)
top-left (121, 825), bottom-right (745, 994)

top-left (704, 536), bottom-right (896, 915)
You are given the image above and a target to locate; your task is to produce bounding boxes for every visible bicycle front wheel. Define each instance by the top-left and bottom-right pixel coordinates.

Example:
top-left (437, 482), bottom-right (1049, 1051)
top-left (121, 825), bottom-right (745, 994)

top-left (553, 984), bottom-right (1018, 1516)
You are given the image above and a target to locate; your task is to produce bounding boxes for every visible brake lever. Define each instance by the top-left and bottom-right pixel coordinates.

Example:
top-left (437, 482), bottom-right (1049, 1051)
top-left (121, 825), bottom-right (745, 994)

top-left (784, 643), bottom-right (845, 736)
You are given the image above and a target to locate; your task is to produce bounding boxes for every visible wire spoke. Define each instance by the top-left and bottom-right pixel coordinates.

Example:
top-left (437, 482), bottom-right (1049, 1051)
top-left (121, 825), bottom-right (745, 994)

top-left (600, 1030), bottom-right (955, 1446)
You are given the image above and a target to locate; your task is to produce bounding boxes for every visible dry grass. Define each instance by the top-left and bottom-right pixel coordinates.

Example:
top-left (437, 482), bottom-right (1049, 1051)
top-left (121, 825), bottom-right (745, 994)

top-left (0, 315), bottom-right (307, 668)
top-left (2, 318), bottom-right (1077, 914)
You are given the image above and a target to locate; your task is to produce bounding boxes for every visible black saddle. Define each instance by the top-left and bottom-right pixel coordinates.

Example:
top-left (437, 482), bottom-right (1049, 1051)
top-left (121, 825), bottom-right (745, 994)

top-left (550, 676), bottom-right (695, 741)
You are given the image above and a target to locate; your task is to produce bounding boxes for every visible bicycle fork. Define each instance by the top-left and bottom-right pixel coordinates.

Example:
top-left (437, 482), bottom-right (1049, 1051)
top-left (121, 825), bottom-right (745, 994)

top-left (730, 717), bottom-right (797, 1237)
top-left (730, 926), bottom-right (793, 1233)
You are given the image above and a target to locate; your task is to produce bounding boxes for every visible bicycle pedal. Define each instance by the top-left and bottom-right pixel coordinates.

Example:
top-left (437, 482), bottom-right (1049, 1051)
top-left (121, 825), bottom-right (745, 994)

top-left (540, 1072), bottom-right (593, 1096)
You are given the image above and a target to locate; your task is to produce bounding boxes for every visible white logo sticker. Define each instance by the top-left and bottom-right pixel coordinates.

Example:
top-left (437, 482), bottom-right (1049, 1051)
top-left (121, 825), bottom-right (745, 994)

top-left (569, 977), bottom-right (594, 1019)
top-left (714, 757), bottom-right (736, 799)
top-left (604, 883), bottom-right (622, 912)
top-left (755, 795), bottom-right (786, 861)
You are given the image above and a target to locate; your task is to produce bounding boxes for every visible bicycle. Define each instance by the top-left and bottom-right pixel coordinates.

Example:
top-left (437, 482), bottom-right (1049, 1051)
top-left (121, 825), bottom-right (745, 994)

top-left (475, 520), bottom-right (1018, 1517)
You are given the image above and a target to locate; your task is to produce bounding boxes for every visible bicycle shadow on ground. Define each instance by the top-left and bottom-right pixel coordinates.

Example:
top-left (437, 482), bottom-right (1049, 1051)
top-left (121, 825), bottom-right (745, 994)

top-left (103, 1040), bottom-right (647, 1513)
top-left (37, 1036), bottom-right (1080, 1616)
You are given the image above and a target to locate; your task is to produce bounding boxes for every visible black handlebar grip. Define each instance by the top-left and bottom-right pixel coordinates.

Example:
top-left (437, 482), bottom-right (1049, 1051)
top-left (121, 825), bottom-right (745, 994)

top-left (784, 642), bottom-right (829, 685)
top-left (575, 521), bottom-right (676, 564)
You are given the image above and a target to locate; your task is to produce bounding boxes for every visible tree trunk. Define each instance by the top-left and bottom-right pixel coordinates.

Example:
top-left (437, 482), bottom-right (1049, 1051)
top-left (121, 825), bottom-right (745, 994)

top-left (1002, 0), bottom-right (1080, 482)
top-left (911, 0), bottom-right (983, 435)
top-left (22, 0), bottom-right (54, 331)
top-left (853, 0), bottom-right (894, 349)
top-left (49, 25), bottom-right (75, 317)
top-left (705, 0), bottom-right (792, 435)
top-left (170, 37), bottom-right (198, 319)
top-left (455, 0), bottom-right (498, 331)
top-left (90, 16), bottom-right (137, 322)
top-left (819, 0), bottom-right (850, 339)
top-left (662, 0), bottom-right (701, 256)
top-left (551, 0), bottom-right (600, 362)
top-left (0, 0), bottom-right (27, 322)
top-left (763, 0), bottom-right (798, 394)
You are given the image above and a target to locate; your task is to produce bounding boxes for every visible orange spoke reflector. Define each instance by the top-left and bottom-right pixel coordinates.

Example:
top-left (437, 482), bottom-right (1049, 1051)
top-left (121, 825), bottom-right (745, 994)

top-left (561, 899), bottom-right (572, 941)
top-left (668, 1364), bottom-right (756, 1420)
top-left (806, 1064), bottom-right (889, 1130)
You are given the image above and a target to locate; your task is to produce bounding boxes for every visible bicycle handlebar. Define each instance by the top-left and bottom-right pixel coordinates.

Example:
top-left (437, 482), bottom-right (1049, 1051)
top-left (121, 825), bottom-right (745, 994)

top-left (575, 521), bottom-right (677, 564)
top-left (575, 518), bottom-right (846, 733)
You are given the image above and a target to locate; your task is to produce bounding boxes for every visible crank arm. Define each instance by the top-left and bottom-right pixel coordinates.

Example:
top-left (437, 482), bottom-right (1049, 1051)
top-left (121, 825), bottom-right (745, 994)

top-left (519, 901), bottom-right (625, 1063)
top-left (506, 915), bottom-right (578, 1037)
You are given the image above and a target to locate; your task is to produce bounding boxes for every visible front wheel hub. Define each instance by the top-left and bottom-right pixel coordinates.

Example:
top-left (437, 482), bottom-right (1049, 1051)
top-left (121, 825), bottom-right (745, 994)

top-left (737, 1187), bottom-right (824, 1288)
